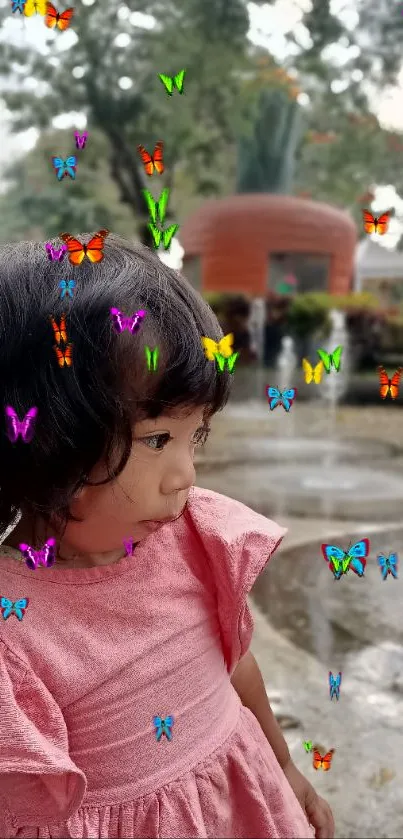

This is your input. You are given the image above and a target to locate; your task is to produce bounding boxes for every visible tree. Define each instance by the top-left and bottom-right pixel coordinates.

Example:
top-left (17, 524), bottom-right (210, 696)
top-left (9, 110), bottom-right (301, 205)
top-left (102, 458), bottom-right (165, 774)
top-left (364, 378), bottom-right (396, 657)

top-left (0, 0), bottom-right (259, 241)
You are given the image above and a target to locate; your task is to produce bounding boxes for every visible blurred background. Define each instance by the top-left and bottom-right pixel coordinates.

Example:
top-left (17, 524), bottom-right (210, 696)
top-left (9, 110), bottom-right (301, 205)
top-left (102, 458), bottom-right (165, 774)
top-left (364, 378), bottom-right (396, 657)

top-left (1, 0), bottom-right (403, 835)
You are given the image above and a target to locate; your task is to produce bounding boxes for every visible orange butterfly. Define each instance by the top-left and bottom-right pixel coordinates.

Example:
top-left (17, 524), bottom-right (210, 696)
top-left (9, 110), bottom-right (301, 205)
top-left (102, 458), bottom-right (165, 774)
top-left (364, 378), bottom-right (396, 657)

top-left (59, 229), bottom-right (109, 266)
top-left (54, 344), bottom-right (73, 367)
top-left (137, 142), bottom-right (164, 176)
top-left (312, 748), bottom-right (335, 771)
top-left (362, 209), bottom-right (390, 236)
top-left (45, 2), bottom-right (74, 29)
top-left (378, 366), bottom-right (403, 400)
top-left (50, 314), bottom-right (68, 345)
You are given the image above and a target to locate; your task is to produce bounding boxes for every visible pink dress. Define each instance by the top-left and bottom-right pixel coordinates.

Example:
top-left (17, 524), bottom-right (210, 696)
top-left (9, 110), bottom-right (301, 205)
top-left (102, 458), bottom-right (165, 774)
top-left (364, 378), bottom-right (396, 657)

top-left (0, 487), bottom-right (313, 839)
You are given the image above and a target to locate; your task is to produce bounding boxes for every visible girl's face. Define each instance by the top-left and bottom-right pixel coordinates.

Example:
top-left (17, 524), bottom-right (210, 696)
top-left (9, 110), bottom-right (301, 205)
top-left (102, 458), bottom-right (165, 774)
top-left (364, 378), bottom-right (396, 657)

top-left (59, 405), bottom-right (208, 561)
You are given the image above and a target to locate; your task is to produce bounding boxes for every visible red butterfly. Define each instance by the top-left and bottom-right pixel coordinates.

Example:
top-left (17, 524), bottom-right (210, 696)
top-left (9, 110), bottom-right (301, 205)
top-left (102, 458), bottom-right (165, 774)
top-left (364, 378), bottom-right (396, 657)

top-left (49, 314), bottom-right (68, 345)
top-left (378, 366), bottom-right (403, 400)
top-left (45, 2), bottom-right (74, 29)
top-left (313, 748), bottom-right (335, 771)
top-left (137, 142), bottom-right (164, 176)
top-left (362, 209), bottom-right (390, 236)
top-left (60, 230), bottom-right (109, 265)
top-left (54, 344), bottom-right (73, 367)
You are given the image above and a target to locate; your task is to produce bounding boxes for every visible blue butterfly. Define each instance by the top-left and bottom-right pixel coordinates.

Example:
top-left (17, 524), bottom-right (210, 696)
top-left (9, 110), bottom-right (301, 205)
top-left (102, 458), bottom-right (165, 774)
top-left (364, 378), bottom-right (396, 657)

top-left (321, 539), bottom-right (369, 580)
top-left (153, 715), bottom-right (174, 742)
top-left (328, 671), bottom-right (342, 700)
top-left (59, 279), bottom-right (75, 299)
top-left (377, 553), bottom-right (398, 581)
top-left (266, 386), bottom-right (297, 412)
top-left (51, 155), bottom-right (77, 181)
top-left (0, 596), bottom-right (29, 621)
top-left (11, 0), bottom-right (26, 12)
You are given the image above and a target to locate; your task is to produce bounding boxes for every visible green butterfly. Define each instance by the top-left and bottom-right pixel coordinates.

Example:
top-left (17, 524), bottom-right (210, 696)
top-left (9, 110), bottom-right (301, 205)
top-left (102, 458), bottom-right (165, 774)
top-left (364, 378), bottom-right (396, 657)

top-left (148, 222), bottom-right (179, 251)
top-left (316, 345), bottom-right (343, 374)
top-left (303, 740), bottom-right (313, 753)
top-left (143, 188), bottom-right (170, 225)
top-left (145, 346), bottom-right (159, 372)
top-left (158, 69), bottom-right (186, 96)
top-left (331, 555), bottom-right (351, 575)
top-left (214, 352), bottom-right (239, 374)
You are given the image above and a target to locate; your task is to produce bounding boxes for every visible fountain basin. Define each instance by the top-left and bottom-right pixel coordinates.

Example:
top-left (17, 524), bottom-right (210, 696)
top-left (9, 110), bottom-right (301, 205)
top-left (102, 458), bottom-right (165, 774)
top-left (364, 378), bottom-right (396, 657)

top-left (198, 463), bottom-right (403, 521)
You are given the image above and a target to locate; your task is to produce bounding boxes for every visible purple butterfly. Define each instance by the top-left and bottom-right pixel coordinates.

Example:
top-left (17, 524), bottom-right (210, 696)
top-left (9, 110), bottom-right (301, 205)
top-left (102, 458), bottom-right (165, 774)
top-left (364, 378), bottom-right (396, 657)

top-left (5, 406), bottom-right (38, 443)
top-left (45, 243), bottom-right (67, 262)
top-left (18, 538), bottom-right (56, 571)
top-left (123, 538), bottom-right (135, 556)
top-left (110, 308), bottom-right (146, 334)
top-left (74, 131), bottom-right (88, 150)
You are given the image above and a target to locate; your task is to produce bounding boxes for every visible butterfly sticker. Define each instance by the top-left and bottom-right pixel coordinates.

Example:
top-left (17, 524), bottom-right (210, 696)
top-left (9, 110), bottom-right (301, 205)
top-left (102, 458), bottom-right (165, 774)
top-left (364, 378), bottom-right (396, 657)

top-left (148, 223), bottom-right (179, 250)
top-left (0, 596), bottom-right (29, 621)
top-left (378, 366), bottom-right (403, 400)
top-left (110, 308), bottom-right (146, 334)
top-left (377, 553), bottom-right (398, 581)
top-left (45, 1), bottom-right (74, 29)
top-left (215, 352), bottom-right (239, 374)
top-left (51, 155), bottom-right (77, 180)
top-left (153, 715), bottom-right (174, 742)
top-left (316, 346), bottom-right (343, 374)
top-left (23, 0), bottom-right (46, 14)
top-left (54, 344), bottom-right (73, 367)
top-left (362, 209), bottom-right (390, 236)
top-left (321, 539), bottom-right (370, 580)
top-left (145, 346), bottom-right (159, 372)
top-left (59, 279), bottom-right (75, 299)
top-left (266, 386), bottom-right (297, 412)
top-left (313, 748), bottom-right (335, 771)
top-left (137, 142), bottom-right (164, 176)
top-left (11, 0), bottom-right (26, 13)
top-left (201, 334), bottom-right (234, 361)
top-left (123, 538), bottom-right (135, 556)
top-left (302, 359), bottom-right (324, 385)
top-left (60, 229), bottom-right (109, 265)
top-left (143, 188), bottom-right (170, 225)
top-left (50, 314), bottom-right (68, 345)
top-left (45, 242), bottom-right (67, 262)
top-left (158, 69), bottom-right (186, 96)
top-left (4, 406), bottom-right (38, 444)
top-left (74, 131), bottom-right (88, 150)
top-left (329, 671), bottom-right (342, 701)
top-left (19, 538), bottom-right (56, 571)
top-left (303, 740), bottom-right (313, 753)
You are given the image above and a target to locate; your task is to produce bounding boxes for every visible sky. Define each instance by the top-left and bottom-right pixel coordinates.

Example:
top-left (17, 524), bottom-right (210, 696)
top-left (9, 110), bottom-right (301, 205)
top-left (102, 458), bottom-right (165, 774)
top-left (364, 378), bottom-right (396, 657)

top-left (0, 0), bottom-right (403, 245)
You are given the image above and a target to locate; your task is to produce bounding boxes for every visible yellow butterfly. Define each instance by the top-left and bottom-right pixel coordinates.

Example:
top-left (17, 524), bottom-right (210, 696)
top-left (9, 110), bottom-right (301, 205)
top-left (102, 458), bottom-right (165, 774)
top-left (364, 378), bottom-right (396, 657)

top-left (201, 334), bottom-right (234, 361)
top-left (302, 358), bottom-right (324, 384)
top-left (24, 0), bottom-right (46, 15)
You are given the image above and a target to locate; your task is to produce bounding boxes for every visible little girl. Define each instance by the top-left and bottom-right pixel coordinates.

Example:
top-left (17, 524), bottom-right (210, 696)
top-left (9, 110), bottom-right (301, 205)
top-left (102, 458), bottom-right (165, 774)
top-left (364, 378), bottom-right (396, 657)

top-left (0, 234), bottom-right (334, 839)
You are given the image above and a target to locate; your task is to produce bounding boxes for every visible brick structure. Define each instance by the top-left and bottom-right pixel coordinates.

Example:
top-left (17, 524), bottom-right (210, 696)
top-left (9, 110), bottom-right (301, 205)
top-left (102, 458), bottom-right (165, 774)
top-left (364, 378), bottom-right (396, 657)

top-left (180, 194), bottom-right (357, 296)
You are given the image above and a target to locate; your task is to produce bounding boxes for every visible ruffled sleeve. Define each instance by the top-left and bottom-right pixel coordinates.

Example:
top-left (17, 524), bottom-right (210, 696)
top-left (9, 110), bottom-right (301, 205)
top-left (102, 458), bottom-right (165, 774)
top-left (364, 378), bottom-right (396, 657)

top-left (0, 641), bottom-right (86, 834)
top-left (187, 488), bottom-right (287, 673)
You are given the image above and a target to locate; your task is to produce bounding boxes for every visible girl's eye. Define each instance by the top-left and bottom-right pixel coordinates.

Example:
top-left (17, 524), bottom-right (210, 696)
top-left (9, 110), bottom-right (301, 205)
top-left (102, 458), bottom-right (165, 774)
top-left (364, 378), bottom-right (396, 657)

top-left (142, 433), bottom-right (172, 451)
top-left (192, 425), bottom-right (211, 447)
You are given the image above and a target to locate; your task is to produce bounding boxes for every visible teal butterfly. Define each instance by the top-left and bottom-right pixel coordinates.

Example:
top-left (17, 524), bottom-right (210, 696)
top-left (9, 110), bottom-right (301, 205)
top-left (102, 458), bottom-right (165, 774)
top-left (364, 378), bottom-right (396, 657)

top-left (143, 188), bottom-right (170, 225)
top-left (158, 69), bottom-right (186, 96)
top-left (316, 346), bottom-right (343, 373)
top-left (215, 352), bottom-right (239, 374)
top-left (148, 222), bottom-right (179, 250)
top-left (145, 346), bottom-right (159, 372)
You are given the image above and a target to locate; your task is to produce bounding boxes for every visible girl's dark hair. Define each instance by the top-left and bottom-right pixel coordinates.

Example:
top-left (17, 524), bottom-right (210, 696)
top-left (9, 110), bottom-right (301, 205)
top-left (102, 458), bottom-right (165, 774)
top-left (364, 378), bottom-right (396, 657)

top-left (0, 233), bottom-right (231, 535)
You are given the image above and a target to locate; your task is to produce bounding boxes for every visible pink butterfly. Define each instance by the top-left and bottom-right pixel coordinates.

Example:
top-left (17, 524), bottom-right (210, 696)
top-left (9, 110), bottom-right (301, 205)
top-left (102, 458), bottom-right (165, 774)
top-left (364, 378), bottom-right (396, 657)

top-left (123, 538), bottom-right (135, 556)
top-left (110, 308), bottom-right (146, 334)
top-left (5, 406), bottom-right (38, 443)
top-left (45, 242), bottom-right (67, 262)
top-left (18, 538), bottom-right (56, 571)
top-left (74, 131), bottom-right (88, 150)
